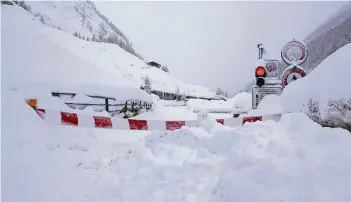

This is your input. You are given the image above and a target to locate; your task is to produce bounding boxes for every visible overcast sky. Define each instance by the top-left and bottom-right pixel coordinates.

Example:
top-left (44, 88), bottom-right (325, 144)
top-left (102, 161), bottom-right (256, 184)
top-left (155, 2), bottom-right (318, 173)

top-left (96, 1), bottom-right (345, 95)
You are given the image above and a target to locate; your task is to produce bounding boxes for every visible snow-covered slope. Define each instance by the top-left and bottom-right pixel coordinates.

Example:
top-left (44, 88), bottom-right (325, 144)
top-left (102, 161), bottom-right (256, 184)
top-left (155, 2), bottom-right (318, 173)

top-left (1, 4), bottom-right (152, 103)
top-left (24, 1), bottom-right (142, 58)
top-left (2, 2), bottom-right (216, 100)
top-left (280, 42), bottom-right (351, 113)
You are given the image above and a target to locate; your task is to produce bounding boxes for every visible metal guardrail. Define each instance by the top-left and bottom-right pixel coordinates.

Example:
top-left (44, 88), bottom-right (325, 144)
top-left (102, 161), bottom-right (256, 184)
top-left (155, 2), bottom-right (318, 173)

top-left (51, 92), bottom-right (153, 117)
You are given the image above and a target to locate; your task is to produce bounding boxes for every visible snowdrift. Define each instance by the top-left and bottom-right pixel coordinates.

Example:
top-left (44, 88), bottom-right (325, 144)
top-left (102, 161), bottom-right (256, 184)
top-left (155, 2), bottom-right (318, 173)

top-left (3, 87), bottom-right (351, 202)
top-left (280, 42), bottom-right (351, 115)
top-left (187, 92), bottom-right (251, 111)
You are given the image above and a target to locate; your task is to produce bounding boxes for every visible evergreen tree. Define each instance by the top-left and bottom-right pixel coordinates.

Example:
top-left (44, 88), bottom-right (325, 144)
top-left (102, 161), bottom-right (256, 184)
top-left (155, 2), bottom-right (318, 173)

top-left (144, 76), bottom-right (151, 86)
top-left (216, 88), bottom-right (224, 96)
top-left (163, 65), bottom-right (169, 72)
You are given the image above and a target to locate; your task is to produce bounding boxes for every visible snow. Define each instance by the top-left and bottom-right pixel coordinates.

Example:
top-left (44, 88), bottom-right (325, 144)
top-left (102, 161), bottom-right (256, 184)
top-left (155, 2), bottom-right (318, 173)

top-left (280, 42), bottom-right (351, 115)
top-left (3, 86), bottom-right (351, 202)
top-left (187, 92), bottom-right (251, 110)
top-left (249, 94), bottom-right (284, 116)
top-left (255, 58), bottom-right (266, 67)
top-left (25, 1), bottom-right (129, 44)
top-left (3, 2), bottom-right (351, 202)
top-left (6, 2), bottom-right (216, 98)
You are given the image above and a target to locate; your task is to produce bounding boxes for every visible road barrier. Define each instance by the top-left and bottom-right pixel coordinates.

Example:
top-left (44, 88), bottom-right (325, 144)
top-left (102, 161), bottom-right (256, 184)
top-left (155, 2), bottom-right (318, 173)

top-left (32, 108), bottom-right (282, 131)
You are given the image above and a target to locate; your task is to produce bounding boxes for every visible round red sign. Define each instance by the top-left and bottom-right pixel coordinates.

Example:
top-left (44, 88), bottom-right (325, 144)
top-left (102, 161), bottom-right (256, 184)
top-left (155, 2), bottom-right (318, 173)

top-left (281, 40), bottom-right (308, 65)
top-left (282, 65), bottom-right (306, 87)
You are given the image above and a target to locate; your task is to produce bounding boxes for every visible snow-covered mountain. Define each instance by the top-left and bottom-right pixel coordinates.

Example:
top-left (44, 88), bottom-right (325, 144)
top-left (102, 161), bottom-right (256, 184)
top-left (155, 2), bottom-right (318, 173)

top-left (2, 1), bottom-right (216, 100)
top-left (279, 2), bottom-right (351, 74)
top-left (24, 0), bottom-right (143, 59)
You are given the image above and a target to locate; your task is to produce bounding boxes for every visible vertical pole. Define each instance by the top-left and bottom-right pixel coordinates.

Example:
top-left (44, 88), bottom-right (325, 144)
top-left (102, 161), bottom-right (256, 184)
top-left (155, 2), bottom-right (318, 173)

top-left (257, 44), bottom-right (263, 59)
top-left (105, 98), bottom-right (109, 112)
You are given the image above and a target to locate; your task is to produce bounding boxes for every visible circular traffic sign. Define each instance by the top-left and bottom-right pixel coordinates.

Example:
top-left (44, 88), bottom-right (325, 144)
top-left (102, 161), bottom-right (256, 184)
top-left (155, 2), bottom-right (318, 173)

top-left (281, 40), bottom-right (308, 65)
top-left (281, 64), bottom-right (306, 87)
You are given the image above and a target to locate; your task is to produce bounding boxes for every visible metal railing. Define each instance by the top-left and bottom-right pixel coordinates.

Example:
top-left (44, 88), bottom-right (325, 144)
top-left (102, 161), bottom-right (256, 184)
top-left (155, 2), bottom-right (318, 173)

top-left (51, 92), bottom-right (153, 117)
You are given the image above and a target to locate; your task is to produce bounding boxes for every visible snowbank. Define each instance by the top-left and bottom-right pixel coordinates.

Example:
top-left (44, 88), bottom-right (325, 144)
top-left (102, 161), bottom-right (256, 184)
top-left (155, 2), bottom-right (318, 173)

top-left (249, 94), bottom-right (284, 116)
top-left (132, 102), bottom-right (197, 120)
top-left (146, 113), bottom-right (351, 202)
top-left (228, 92), bottom-right (252, 109)
top-left (2, 87), bottom-right (150, 202)
top-left (280, 42), bottom-right (351, 114)
top-left (187, 92), bottom-right (251, 111)
top-left (3, 86), bottom-right (351, 202)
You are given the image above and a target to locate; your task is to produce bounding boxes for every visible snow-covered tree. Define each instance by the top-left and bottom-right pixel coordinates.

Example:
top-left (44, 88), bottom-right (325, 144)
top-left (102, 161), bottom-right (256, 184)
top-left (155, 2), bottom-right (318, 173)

top-left (224, 92), bottom-right (229, 98)
top-left (144, 76), bottom-right (151, 86)
top-left (92, 34), bottom-right (96, 41)
top-left (14, 1), bottom-right (31, 12)
top-left (98, 33), bottom-right (103, 42)
top-left (307, 98), bottom-right (322, 124)
top-left (176, 85), bottom-right (180, 94)
top-left (163, 65), bottom-right (169, 72)
top-left (86, 21), bottom-right (93, 32)
top-left (326, 98), bottom-right (351, 131)
top-left (216, 88), bottom-right (224, 96)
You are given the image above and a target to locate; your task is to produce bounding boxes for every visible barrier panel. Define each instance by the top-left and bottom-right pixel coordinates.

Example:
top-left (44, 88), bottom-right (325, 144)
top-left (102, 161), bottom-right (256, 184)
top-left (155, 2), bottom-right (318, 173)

top-left (32, 107), bottom-right (282, 131)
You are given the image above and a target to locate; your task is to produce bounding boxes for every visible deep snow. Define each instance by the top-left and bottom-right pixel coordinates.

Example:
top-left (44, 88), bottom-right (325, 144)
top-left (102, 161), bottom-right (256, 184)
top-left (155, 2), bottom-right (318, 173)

top-left (3, 87), bottom-right (351, 202)
top-left (2, 3), bottom-right (216, 99)
top-left (2, 2), bottom-right (351, 202)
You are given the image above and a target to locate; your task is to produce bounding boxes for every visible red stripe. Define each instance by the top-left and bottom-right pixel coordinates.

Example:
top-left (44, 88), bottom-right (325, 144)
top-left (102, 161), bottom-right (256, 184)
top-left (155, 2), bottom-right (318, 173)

top-left (61, 112), bottom-right (78, 126)
top-left (216, 119), bottom-right (224, 125)
top-left (35, 109), bottom-right (45, 119)
top-left (128, 119), bottom-right (148, 130)
top-left (93, 116), bottom-right (112, 128)
top-left (242, 116), bottom-right (262, 125)
top-left (166, 121), bottom-right (185, 131)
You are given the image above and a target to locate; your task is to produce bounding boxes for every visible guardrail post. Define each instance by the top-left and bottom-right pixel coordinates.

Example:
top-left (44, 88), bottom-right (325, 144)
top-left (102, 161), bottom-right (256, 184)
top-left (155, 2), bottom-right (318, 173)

top-left (105, 98), bottom-right (109, 112)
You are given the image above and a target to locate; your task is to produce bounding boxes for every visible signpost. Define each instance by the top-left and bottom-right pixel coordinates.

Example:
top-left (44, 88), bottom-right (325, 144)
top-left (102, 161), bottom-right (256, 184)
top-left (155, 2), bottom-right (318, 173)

top-left (281, 64), bottom-right (307, 87)
top-left (264, 59), bottom-right (279, 80)
top-left (280, 40), bottom-right (308, 87)
top-left (251, 39), bottom-right (308, 109)
top-left (252, 85), bottom-right (283, 109)
top-left (281, 40), bottom-right (308, 65)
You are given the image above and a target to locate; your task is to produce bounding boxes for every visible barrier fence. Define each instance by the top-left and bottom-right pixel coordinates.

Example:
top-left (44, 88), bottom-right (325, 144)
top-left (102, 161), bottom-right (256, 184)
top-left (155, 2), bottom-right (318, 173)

top-left (52, 92), bottom-right (153, 118)
top-left (33, 107), bottom-right (282, 131)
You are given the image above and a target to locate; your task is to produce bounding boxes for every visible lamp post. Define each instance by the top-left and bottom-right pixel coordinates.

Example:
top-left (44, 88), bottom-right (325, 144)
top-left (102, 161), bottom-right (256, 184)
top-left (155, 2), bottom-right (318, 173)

top-left (257, 44), bottom-right (264, 59)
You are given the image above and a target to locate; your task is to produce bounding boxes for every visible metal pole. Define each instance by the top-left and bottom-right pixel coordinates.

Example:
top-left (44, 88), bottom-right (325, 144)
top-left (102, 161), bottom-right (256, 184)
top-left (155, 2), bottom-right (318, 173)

top-left (105, 98), bottom-right (109, 112)
top-left (257, 44), bottom-right (263, 59)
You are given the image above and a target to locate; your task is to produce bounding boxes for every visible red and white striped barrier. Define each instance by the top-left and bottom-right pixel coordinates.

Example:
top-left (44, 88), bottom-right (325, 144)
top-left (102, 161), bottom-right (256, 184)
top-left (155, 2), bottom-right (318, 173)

top-left (33, 108), bottom-right (282, 131)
